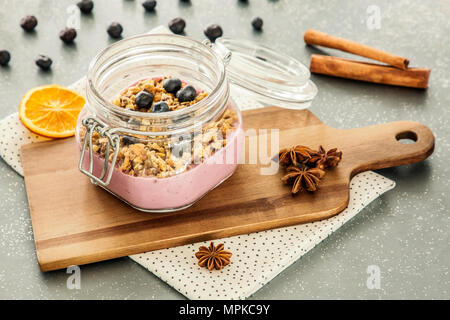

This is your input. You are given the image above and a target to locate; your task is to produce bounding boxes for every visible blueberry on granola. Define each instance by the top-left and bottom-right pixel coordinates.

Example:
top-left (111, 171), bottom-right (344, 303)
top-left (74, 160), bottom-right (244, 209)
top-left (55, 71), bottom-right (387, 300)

top-left (122, 136), bottom-right (139, 146)
top-left (59, 27), bottom-right (77, 43)
top-left (176, 85), bottom-right (197, 103)
top-left (168, 18), bottom-right (186, 34)
top-left (171, 143), bottom-right (184, 158)
top-left (163, 78), bottom-right (182, 94)
top-left (0, 50), bottom-right (11, 66)
top-left (107, 22), bottom-right (123, 39)
top-left (142, 0), bottom-right (157, 11)
top-left (173, 114), bottom-right (191, 123)
top-left (128, 118), bottom-right (142, 126)
top-left (77, 0), bottom-right (94, 14)
top-left (20, 15), bottom-right (38, 32)
top-left (135, 90), bottom-right (154, 109)
top-left (35, 55), bottom-right (52, 70)
top-left (204, 24), bottom-right (223, 42)
top-left (152, 101), bottom-right (170, 113)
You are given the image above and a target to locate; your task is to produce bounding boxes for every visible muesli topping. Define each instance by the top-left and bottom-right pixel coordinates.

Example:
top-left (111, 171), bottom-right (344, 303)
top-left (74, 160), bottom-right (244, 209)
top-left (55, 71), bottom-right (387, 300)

top-left (112, 77), bottom-right (209, 112)
top-left (82, 77), bottom-right (238, 178)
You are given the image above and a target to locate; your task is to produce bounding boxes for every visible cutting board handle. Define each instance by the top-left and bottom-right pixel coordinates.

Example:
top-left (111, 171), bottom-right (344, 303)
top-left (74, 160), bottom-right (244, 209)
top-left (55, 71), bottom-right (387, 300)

top-left (344, 121), bottom-right (435, 177)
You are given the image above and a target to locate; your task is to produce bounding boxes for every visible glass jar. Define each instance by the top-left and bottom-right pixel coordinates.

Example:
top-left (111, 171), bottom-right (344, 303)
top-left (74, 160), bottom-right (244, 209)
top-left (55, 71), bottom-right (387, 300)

top-left (76, 34), bottom-right (317, 212)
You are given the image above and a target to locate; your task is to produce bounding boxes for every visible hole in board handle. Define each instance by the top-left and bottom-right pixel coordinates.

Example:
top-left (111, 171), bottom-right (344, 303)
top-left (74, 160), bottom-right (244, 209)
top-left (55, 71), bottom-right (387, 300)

top-left (396, 131), bottom-right (418, 144)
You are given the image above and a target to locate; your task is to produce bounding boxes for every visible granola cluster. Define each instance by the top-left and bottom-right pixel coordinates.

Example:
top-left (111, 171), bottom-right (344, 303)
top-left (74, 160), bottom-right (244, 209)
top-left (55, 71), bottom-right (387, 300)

top-left (112, 77), bottom-right (208, 112)
top-left (83, 86), bottom-right (238, 178)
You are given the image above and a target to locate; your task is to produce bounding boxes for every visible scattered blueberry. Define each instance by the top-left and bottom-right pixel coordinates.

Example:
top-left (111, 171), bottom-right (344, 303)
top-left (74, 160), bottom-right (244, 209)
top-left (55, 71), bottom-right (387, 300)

top-left (77, 0), bottom-right (94, 14)
top-left (142, 0), bottom-right (157, 11)
top-left (0, 50), bottom-right (11, 66)
top-left (251, 17), bottom-right (263, 31)
top-left (35, 55), bottom-right (52, 70)
top-left (204, 24), bottom-right (223, 42)
top-left (59, 27), bottom-right (77, 44)
top-left (135, 90), bottom-right (154, 109)
top-left (152, 101), bottom-right (170, 113)
top-left (168, 18), bottom-right (186, 34)
top-left (176, 85), bottom-right (197, 103)
top-left (107, 22), bottom-right (123, 39)
top-left (163, 78), bottom-right (182, 94)
top-left (20, 15), bottom-right (38, 32)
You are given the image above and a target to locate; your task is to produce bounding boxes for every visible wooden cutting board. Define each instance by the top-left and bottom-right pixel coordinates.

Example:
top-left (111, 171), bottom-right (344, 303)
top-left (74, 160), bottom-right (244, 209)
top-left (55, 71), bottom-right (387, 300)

top-left (21, 107), bottom-right (434, 271)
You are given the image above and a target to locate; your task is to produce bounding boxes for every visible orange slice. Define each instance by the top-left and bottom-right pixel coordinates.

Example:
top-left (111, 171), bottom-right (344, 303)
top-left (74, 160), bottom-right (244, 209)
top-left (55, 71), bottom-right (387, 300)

top-left (19, 85), bottom-right (85, 138)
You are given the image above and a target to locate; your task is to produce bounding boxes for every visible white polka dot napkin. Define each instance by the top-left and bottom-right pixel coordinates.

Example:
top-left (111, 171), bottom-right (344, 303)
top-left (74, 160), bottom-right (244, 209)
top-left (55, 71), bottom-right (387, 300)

top-left (0, 26), bottom-right (395, 300)
top-left (130, 172), bottom-right (394, 300)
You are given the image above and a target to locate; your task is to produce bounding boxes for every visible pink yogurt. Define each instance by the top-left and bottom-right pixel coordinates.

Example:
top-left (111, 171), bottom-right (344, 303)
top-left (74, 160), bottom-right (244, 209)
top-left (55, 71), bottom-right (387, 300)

top-left (78, 114), bottom-right (244, 212)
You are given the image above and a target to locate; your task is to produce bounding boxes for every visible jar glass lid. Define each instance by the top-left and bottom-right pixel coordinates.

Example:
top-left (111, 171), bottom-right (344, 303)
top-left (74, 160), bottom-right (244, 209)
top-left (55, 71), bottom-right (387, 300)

top-left (213, 38), bottom-right (318, 109)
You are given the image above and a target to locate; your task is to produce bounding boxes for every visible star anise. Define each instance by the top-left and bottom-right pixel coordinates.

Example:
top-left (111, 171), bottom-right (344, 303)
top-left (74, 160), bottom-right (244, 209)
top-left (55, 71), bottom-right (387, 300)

top-left (281, 165), bottom-right (325, 194)
top-left (278, 145), bottom-right (317, 167)
top-left (195, 242), bottom-right (232, 271)
top-left (308, 145), bottom-right (343, 170)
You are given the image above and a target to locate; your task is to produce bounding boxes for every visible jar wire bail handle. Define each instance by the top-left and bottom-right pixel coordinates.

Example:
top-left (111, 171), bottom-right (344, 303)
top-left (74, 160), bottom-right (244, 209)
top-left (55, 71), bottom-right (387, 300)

top-left (203, 39), bottom-right (232, 65)
top-left (78, 117), bottom-right (120, 187)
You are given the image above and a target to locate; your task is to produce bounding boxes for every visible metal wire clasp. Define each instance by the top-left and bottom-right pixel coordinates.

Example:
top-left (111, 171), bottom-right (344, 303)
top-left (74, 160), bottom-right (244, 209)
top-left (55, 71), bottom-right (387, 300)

top-left (78, 117), bottom-right (120, 187)
top-left (203, 39), bottom-right (232, 65)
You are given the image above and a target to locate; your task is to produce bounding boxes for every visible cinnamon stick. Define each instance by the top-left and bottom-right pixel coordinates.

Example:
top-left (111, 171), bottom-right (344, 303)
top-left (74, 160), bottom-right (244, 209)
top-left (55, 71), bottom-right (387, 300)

top-left (304, 29), bottom-right (410, 70)
top-left (310, 55), bottom-right (430, 89)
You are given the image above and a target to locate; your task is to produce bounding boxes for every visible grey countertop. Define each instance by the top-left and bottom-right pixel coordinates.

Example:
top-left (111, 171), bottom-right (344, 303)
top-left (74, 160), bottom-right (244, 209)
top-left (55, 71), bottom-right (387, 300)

top-left (0, 0), bottom-right (448, 299)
